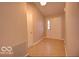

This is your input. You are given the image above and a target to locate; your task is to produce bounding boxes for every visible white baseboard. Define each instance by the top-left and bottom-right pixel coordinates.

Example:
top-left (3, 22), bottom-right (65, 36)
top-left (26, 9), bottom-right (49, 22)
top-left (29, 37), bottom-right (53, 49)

top-left (24, 53), bottom-right (29, 57)
top-left (32, 38), bottom-right (43, 46)
top-left (44, 36), bottom-right (64, 40)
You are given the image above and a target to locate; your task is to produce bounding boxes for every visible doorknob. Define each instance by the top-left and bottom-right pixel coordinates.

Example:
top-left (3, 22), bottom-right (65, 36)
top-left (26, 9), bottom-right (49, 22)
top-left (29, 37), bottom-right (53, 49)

top-left (30, 32), bottom-right (32, 34)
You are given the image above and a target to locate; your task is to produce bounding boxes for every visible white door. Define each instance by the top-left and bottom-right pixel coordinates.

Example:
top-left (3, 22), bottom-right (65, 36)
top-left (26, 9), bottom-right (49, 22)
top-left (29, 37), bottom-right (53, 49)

top-left (27, 11), bottom-right (33, 48)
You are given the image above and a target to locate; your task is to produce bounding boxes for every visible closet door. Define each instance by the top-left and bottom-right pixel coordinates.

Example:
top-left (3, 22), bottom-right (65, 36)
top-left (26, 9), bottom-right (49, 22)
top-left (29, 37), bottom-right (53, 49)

top-left (27, 8), bottom-right (33, 48)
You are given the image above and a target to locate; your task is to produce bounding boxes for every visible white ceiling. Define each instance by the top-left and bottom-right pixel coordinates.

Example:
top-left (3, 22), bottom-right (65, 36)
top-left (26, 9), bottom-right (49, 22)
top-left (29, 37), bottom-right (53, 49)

top-left (34, 2), bottom-right (65, 16)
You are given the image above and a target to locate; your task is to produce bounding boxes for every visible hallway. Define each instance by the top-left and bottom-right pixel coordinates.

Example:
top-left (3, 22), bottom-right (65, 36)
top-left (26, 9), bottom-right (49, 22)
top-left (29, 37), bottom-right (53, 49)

top-left (27, 38), bottom-right (65, 57)
top-left (0, 2), bottom-right (79, 57)
top-left (26, 2), bottom-right (66, 57)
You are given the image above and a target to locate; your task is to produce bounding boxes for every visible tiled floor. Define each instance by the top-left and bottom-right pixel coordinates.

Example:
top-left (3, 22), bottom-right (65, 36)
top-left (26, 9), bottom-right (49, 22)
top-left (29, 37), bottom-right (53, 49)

top-left (27, 38), bottom-right (65, 57)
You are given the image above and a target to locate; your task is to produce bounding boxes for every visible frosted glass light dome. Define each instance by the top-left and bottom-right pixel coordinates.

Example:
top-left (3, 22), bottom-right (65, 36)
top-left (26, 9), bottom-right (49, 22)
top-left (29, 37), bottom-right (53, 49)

top-left (40, 2), bottom-right (47, 6)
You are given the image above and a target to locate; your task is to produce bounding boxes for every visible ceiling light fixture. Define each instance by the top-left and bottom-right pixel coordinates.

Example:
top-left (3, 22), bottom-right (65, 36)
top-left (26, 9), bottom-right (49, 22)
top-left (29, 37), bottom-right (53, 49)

top-left (40, 2), bottom-right (47, 6)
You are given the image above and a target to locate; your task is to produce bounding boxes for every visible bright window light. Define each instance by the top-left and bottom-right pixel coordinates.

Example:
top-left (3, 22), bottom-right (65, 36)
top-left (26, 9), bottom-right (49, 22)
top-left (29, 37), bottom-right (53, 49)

top-left (48, 20), bottom-right (51, 30)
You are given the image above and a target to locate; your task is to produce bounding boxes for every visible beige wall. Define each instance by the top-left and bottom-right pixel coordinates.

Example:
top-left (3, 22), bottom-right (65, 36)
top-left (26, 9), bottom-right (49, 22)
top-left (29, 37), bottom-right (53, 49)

top-left (65, 3), bottom-right (79, 56)
top-left (27, 3), bottom-right (45, 47)
top-left (0, 3), bottom-right (27, 56)
top-left (45, 15), bottom-right (65, 40)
